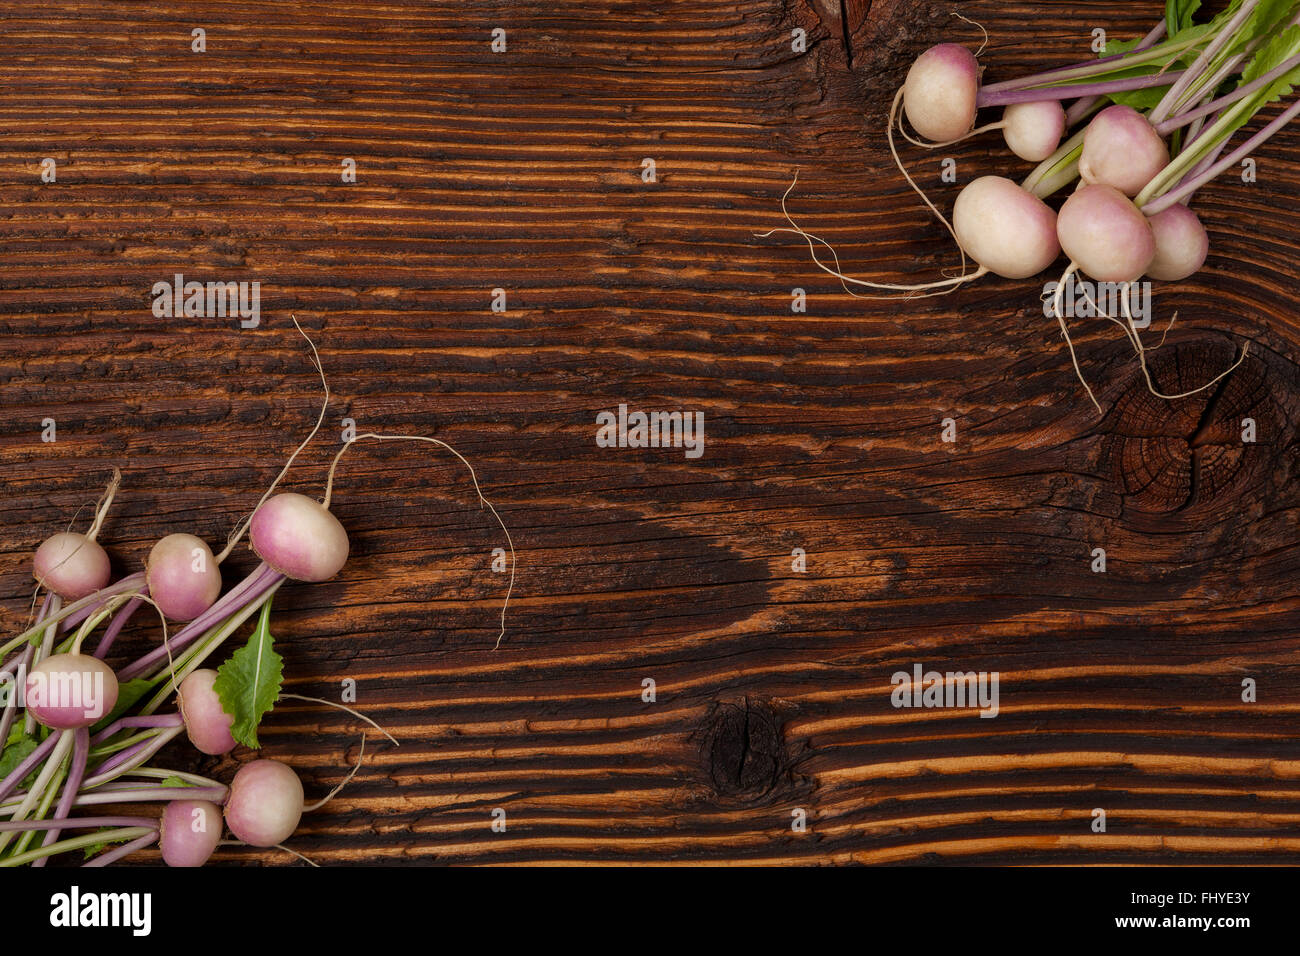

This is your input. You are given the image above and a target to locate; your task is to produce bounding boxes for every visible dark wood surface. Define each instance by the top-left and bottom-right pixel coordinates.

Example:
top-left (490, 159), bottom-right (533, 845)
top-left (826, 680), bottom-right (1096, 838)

top-left (2, 0), bottom-right (1300, 865)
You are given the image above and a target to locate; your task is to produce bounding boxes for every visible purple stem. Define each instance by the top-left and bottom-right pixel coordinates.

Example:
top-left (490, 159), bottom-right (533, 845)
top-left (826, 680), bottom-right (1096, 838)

top-left (90, 712), bottom-right (184, 747)
top-left (1143, 95), bottom-right (1300, 214)
top-left (1066, 20), bottom-right (1167, 127)
top-left (54, 572), bottom-right (148, 635)
top-left (83, 726), bottom-right (184, 787)
top-left (1150, 0), bottom-right (1259, 125)
top-left (1155, 51), bottom-right (1300, 135)
top-left (33, 726), bottom-right (89, 867)
top-left (981, 26), bottom-right (1179, 94)
top-left (92, 593), bottom-right (146, 659)
top-left (117, 562), bottom-right (278, 681)
top-left (0, 644), bottom-right (32, 749)
top-left (75, 784), bottom-right (229, 805)
top-left (0, 596), bottom-right (47, 746)
top-left (977, 71), bottom-right (1185, 109)
top-left (0, 731), bottom-right (59, 803)
top-left (1176, 134), bottom-right (1230, 206)
top-left (0, 814), bottom-right (149, 832)
top-left (82, 829), bottom-right (159, 867)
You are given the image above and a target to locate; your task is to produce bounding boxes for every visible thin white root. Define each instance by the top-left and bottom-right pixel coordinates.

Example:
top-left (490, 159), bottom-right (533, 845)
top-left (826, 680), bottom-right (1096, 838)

top-left (274, 843), bottom-right (321, 866)
top-left (304, 733), bottom-right (365, 813)
top-left (216, 314), bottom-right (330, 565)
top-left (753, 85), bottom-right (992, 300)
top-left (896, 120), bottom-right (1004, 150)
top-left (953, 10), bottom-right (989, 57)
top-left (218, 839), bottom-right (321, 867)
top-left (1049, 263), bottom-right (1103, 414)
top-left (35, 468), bottom-right (126, 598)
top-left (1067, 279), bottom-right (1249, 403)
top-left (887, 87), bottom-right (968, 280)
top-left (752, 169), bottom-right (987, 299)
top-left (86, 469), bottom-right (122, 542)
top-left (1121, 290), bottom-right (1248, 400)
top-left (279, 693), bottom-right (399, 746)
top-left (1151, 310), bottom-right (1178, 351)
top-left (323, 433), bottom-right (516, 649)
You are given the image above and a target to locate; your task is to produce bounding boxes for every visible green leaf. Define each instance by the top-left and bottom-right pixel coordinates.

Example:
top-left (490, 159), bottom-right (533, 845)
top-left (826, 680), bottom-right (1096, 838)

top-left (1246, 0), bottom-right (1299, 38)
top-left (82, 828), bottom-right (136, 860)
top-left (90, 678), bottom-right (154, 733)
top-left (212, 598), bottom-right (282, 749)
top-left (159, 775), bottom-right (193, 788)
top-left (0, 725), bottom-right (39, 789)
top-left (1241, 23), bottom-right (1300, 97)
top-left (1108, 85), bottom-right (1174, 110)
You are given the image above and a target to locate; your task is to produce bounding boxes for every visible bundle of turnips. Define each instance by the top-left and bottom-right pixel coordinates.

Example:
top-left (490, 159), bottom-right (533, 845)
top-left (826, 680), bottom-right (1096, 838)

top-left (763, 0), bottom-right (1300, 410)
top-left (0, 328), bottom-right (515, 866)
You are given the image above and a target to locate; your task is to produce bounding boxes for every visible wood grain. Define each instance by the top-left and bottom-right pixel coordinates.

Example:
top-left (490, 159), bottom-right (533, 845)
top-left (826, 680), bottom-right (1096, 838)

top-left (2, 0), bottom-right (1300, 865)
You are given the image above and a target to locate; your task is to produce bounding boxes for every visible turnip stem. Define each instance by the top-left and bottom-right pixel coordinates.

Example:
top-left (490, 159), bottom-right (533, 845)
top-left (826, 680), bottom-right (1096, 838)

top-left (1066, 20), bottom-right (1167, 125)
top-left (0, 826), bottom-right (154, 867)
top-left (1155, 51), bottom-right (1300, 135)
top-left (82, 830), bottom-right (159, 866)
top-left (0, 725), bottom-right (60, 803)
top-left (92, 593), bottom-right (145, 659)
top-left (980, 32), bottom-right (1205, 94)
top-left (0, 573), bottom-right (145, 668)
top-left (33, 726), bottom-right (88, 866)
top-left (1143, 94), bottom-right (1300, 214)
top-left (1150, 0), bottom-right (1259, 125)
top-left (0, 814), bottom-right (146, 832)
top-left (0, 729), bottom-right (73, 855)
top-left (73, 784), bottom-right (229, 806)
top-left (89, 712), bottom-right (184, 746)
top-left (977, 71), bottom-right (1184, 108)
top-left (117, 562), bottom-right (281, 680)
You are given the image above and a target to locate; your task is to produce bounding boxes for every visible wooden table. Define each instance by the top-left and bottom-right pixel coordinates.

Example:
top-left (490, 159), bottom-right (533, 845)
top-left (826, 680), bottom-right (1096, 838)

top-left (2, 0), bottom-right (1298, 865)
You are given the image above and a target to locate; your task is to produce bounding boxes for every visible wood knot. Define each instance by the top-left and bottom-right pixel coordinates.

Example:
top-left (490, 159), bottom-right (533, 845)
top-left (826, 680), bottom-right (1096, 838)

top-left (1098, 339), bottom-right (1274, 519)
top-left (697, 698), bottom-right (792, 803)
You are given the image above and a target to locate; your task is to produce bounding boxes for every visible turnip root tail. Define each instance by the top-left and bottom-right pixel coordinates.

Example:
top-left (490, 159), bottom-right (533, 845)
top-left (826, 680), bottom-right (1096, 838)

top-left (323, 433), bottom-right (517, 649)
top-left (1049, 262), bottom-right (1103, 414)
top-left (216, 314), bottom-right (330, 565)
top-left (754, 166), bottom-right (987, 300)
top-left (1048, 263), bottom-right (1251, 412)
top-left (86, 468), bottom-right (122, 543)
top-left (951, 10), bottom-right (989, 57)
top-left (303, 733), bottom-right (366, 813)
top-left (279, 693), bottom-right (399, 746)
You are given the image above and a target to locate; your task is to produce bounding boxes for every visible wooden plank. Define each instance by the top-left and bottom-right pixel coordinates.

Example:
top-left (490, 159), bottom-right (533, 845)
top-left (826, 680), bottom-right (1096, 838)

top-left (1, 0), bottom-right (1299, 865)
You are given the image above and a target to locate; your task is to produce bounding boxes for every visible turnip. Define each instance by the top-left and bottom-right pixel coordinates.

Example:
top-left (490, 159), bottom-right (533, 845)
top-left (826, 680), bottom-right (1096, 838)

top-left (160, 799), bottom-right (223, 867)
top-left (224, 758), bottom-right (304, 847)
top-left (1001, 100), bottom-right (1067, 162)
top-left (1078, 105), bottom-right (1170, 197)
top-left (903, 43), bottom-right (981, 143)
top-left (1057, 184), bottom-right (1156, 283)
top-left (248, 492), bottom-right (350, 583)
top-left (177, 668), bottom-right (237, 755)
top-left (0, 328), bottom-right (506, 867)
top-left (1145, 204), bottom-right (1209, 281)
top-left (33, 533), bottom-right (110, 602)
top-left (24, 653), bottom-right (118, 730)
top-left (32, 469), bottom-right (120, 601)
top-left (952, 176), bottom-right (1061, 279)
top-left (147, 533), bottom-right (223, 622)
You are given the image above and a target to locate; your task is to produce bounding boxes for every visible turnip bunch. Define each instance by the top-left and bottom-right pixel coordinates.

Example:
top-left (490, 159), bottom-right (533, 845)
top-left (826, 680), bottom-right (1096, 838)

top-left (0, 324), bottom-right (513, 866)
top-left (761, 0), bottom-right (1300, 411)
